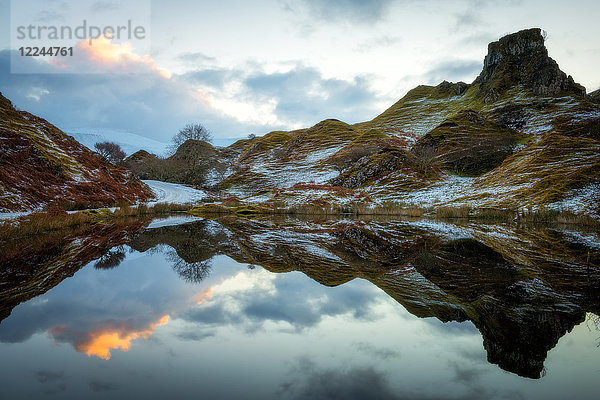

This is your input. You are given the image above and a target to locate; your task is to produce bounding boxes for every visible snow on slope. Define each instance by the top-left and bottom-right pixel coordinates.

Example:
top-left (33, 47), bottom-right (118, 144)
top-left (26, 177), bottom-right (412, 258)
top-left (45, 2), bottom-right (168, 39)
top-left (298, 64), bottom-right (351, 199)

top-left (69, 129), bottom-right (169, 156)
top-left (142, 180), bottom-right (207, 205)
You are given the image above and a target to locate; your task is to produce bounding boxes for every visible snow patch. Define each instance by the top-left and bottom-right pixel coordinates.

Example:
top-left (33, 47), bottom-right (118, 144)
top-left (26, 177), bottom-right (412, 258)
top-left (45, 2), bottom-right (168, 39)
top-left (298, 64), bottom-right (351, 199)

top-left (142, 180), bottom-right (207, 205)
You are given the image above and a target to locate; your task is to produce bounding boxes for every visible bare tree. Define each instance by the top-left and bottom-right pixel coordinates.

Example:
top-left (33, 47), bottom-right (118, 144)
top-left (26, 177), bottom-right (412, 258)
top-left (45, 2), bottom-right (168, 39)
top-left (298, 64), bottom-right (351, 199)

top-left (168, 123), bottom-right (212, 155)
top-left (94, 247), bottom-right (126, 269)
top-left (413, 144), bottom-right (438, 176)
top-left (94, 141), bottom-right (126, 165)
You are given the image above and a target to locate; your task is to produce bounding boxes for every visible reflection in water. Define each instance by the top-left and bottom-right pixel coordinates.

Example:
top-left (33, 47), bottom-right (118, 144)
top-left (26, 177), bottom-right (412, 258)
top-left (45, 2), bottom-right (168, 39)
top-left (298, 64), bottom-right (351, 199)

top-left (94, 246), bottom-right (126, 270)
top-left (191, 287), bottom-right (213, 305)
top-left (1, 214), bottom-right (599, 398)
top-left (169, 256), bottom-right (212, 284)
top-left (49, 315), bottom-right (170, 360)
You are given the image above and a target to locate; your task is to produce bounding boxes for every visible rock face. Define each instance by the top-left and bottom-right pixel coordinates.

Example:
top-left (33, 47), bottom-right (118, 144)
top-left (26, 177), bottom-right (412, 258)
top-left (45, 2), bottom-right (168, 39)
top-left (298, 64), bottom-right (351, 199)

top-left (473, 28), bottom-right (586, 101)
top-left (412, 110), bottom-right (523, 176)
top-left (0, 93), bottom-right (153, 211)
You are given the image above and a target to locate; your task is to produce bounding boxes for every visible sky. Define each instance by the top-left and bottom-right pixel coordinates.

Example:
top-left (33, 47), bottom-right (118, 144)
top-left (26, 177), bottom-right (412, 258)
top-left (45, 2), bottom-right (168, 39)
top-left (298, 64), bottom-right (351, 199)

top-left (0, 0), bottom-right (599, 143)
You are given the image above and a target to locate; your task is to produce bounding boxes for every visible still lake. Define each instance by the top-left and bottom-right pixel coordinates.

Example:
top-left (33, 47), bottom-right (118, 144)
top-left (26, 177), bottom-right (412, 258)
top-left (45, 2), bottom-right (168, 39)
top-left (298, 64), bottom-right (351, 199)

top-left (1, 215), bottom-right (599, 399)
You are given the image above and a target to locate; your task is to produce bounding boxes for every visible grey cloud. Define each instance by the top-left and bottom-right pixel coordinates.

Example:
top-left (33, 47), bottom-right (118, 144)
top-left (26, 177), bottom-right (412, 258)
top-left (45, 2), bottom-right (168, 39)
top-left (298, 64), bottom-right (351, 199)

top-left (91, 1), bottom-right (120, 12)
top-left (33, 370), bottom-right (65, 383)
top-left (35, 9), bottom-right (67, 23)
top-left (353, 341), bottom-right (400, 360)
top-left (182, 272), bottom-right (381, 332)
top-left (283, 0), bottom-right (394, 24)
top-left (355, 35), bottom-right (402, 52)
top-left (175, 330), bottom-right (215, 341)
top-left (278, 358), bottom-right (507, 400)
top-left (420, 59), bottom-right (482, 85)
top-left (279, 359), bottom-right (401, 400)
top-left (243, 66), bottom-right (380, 124)
top-left (178, 62), bottom-right (382, 126)
top-left (89, 379), bottom-right (120, 392)
top-left (180, 68), bottom-right (238, 89)
top-left (281, 357), bottom-right (526, 400)
top-left (178, 52), bottom-right (217, 64)
top-left (452, 10), bottom-right (482, 32)
top-left (449, 361), bottom-right (486, 384)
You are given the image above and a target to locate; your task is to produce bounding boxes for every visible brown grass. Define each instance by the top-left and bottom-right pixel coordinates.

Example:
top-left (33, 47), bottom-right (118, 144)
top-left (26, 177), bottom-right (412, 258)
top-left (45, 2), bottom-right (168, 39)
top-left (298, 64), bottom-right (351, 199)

top-left (516, 208), bottom-right (599, 225)
top-left (435, 206), bottom-right (471, 219)
top-left (0, 203), bottom-right (192, 241)
top-left (191, 201), bottom-right (598, 226)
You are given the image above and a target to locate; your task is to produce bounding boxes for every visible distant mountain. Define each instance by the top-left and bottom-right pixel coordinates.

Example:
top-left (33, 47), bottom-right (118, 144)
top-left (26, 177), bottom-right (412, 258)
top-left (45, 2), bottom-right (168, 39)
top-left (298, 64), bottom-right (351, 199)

top-left (0, 93), bottom-right (153, 212)
top-left (190, 28), bottom-right (599, 217)
top-left (69, 129), bottom-right (170, 157)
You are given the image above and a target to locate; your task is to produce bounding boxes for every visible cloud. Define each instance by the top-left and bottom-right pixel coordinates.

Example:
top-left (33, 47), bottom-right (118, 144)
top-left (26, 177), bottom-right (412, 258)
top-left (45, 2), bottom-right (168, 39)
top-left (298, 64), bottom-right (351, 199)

top-left (0, 49), bottom-right (263, 141)
top-left (71, 36), bottom-right (171, 78)
top-left (89, 379), bottom-right (120, 392)
top-left (180, 63), bottom-right (381, 128)
top-left (1, 39), bottom-right (383, 142)
top-left (355, 35), bottom-right (402, 52)
top-left (175, 330), bottom-right (215, 342)
top-left (181, 269), bottom-right (382, 332)
top-left (33, 370), bottom-right (65, 383)
top-left (283, 0), bottom-right (394, 24)
top-left (420, 59), bottom-right (482, 84)
top-left (353, 341), bottom-right (400, 360)
top-left (0, 250), bottom-right (193, 345)
top-left (32, 369), bottom-right (67, 396)
top-left (449, 361), bottom-right (486, 384)
top-left (241, 66), bottom-right (380, 125)
top-left (279, 359), bottom-right (400, 400)
top-left (48, 315), bottom-right (170, 360)
top-left (90, 1), bottom-right (120, 12)
top-left (177, 52), bottom-right (217, 64)
top-left (279, 357), bottom-right (527, 400)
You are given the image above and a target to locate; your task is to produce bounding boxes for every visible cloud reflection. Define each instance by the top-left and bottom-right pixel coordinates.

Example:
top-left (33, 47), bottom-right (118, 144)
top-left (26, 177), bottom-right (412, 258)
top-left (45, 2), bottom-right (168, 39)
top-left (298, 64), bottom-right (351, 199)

top-left (48, 315), bottom-right (170, 360)
top-left (182, 269), bottom-right (381, 332)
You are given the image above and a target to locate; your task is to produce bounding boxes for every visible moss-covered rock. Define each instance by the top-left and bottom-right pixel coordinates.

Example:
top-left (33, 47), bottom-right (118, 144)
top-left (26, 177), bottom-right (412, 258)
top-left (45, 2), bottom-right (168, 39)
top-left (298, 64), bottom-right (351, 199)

top-left (472, 28), bottom-right (586, 101)
top-left (412, 110), bottom-right (525, 176)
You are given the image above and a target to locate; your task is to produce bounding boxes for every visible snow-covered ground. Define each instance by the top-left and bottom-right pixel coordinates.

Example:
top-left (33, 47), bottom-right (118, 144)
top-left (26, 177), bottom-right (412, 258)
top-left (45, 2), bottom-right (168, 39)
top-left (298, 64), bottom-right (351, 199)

top-left (0, 211), bottom-right (29, 220)
top-left (142, 180), bottom-right (207, 205)
top-left (145, 215), bottom-right (201, 229)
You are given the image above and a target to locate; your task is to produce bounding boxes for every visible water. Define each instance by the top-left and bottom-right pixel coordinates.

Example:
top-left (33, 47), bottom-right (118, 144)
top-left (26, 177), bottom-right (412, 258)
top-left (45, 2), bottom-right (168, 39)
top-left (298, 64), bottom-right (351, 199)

top-left (1, 216), bottom-right (599, 399)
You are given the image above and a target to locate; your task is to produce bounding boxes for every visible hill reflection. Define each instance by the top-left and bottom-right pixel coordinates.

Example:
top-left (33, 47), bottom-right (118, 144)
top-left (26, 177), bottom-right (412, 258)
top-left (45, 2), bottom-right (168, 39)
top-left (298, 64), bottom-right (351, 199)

top-left (1, 215), bottom-right (599, 378)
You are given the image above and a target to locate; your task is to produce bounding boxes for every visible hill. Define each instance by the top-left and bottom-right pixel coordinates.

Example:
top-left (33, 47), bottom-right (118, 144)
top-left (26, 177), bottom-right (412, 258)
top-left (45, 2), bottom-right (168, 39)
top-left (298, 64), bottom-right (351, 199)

top-left (69, 129), bottom-right (170, 157)
top-left (197, 28), bottom-right (599, 218)
top-left (0, 93), bottom-right (153, 211)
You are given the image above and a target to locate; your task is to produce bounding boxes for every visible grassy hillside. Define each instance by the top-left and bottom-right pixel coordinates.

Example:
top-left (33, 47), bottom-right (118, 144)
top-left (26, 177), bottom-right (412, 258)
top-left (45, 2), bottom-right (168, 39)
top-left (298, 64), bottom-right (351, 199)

top-left (0, 93), bottom-right (153, 211)
top-left (204, 28), bottom-right (599, 218)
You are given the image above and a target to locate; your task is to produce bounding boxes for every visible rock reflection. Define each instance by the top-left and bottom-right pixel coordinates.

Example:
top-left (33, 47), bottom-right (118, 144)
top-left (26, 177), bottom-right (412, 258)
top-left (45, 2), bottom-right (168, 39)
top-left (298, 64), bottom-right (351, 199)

top-left (1, 214), bottom-right (599, 378)
top-left (128, 216), bottom-right (599, 378)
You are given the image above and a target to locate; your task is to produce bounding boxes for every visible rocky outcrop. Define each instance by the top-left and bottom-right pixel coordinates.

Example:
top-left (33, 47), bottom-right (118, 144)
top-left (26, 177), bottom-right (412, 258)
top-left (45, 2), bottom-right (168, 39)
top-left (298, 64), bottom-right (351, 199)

top-left (330, 148), bottom-right (421, 189)
top-left (473, 28), bottom-right (586, 101)
top-left (411, 110), bottom-right (523, 176)
top-left (434, 80), bottom-right (470, 96)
